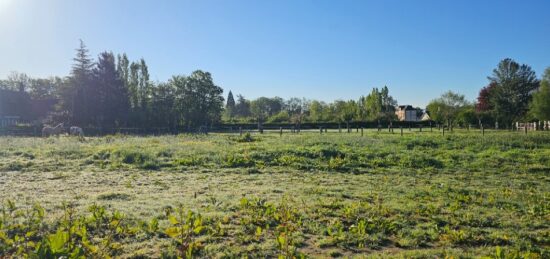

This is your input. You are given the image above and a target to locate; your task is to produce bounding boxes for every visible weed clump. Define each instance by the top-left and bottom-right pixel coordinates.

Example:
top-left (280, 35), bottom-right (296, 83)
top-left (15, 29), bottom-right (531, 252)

top-left (236, 132), bottom-right (255, 143)
top-left (97, 192), bottom-right (132, 201)
top-left (113, 148), bottom-right (161, 170)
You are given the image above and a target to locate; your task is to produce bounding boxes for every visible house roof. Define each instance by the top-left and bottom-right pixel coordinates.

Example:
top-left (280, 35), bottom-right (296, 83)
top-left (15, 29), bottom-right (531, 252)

top-left (421, 113), bottom-right (431, 121)
top-left (397, 105), bottom-right (415, 111)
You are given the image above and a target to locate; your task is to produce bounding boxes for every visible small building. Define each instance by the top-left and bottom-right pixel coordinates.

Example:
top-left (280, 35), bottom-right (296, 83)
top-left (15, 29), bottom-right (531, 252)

top-left (0, 89), bottom-right (31, 119)
top-left (0, 116), bottom-right (20, 127)
top-left (420, 113), bottom-right (431, 121)
top-left (0, 89), bottom-right (58, 124)
top-left (395, 105), bottom-right (420, 122)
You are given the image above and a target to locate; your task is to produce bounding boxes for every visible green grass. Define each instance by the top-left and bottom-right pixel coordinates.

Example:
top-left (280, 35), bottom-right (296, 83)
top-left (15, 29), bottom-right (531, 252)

top-left (0, 129), bottom-right (548, 258)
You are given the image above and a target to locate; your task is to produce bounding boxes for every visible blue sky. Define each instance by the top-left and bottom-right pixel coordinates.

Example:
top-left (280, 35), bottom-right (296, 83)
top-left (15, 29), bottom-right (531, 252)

top-left (1, 0), bottom-right (549, 107)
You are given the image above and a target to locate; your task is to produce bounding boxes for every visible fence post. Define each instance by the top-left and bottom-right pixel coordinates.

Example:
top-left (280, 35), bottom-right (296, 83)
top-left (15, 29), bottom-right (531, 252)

top-left (338, 124), bottom-right (341, 133)
top-left (361, 127), bottom-right (364, 137)
top-left (419, 124), bottom-right (422, 132)
top-left (319, 126), bottom-right (322, 134)
top-left (280, 127), bottom-right (283, 137)
top-left (442, 127), bottom-right (445, 136)
top-left (239, 127), bottom-right (242, 136)
top-left (409, 124), bottom-right (411, 131)
top-left (325, 127), bottom-right (327, 133)
top-left (400, 126), bottom-right (403, 136)
top-left (482, 124), bottom-right (484, 136)
top-left (525, 124), bottom-right (528, 135)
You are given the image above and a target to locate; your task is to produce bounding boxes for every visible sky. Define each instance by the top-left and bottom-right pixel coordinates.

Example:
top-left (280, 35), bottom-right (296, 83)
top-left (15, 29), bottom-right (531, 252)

top-left (1, 0), bottom-right (549, 107)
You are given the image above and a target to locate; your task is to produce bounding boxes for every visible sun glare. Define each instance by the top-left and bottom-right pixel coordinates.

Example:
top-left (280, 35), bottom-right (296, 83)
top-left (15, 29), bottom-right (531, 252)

top-left (0, 0), bottom-right (13, 10)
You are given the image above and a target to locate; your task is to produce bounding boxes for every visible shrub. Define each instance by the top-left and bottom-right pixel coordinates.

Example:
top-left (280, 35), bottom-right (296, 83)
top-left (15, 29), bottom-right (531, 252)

top-left (173, 156), bottom-right (205, 167)
top-left (236, 132), bottom-right (255, 143)
top-left (223, 154), bottom-right (254, 167)
top-left (399, 154), bottom-right (444, 169)
top-left (113, 149), bottom-right (160, 170)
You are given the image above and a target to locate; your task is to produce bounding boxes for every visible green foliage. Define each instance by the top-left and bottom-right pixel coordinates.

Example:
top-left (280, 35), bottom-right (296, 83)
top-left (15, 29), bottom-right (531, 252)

top-left (113, 149), bottom-right (160, 170)
top-left (171, 71), bottom-right (225, 129)
top-left (426, 91), bottom-right (469, 126)
top-left (236, 132), bottom-right (255, 143)
top-left (224, 153), bottom-right (254, 167)
top-left (165, 205), bottom-right (204, 258)
top-left (224, 86), bottom-right (398, 124)
top-left (359, 86), bottom-right (397, 122)
top-left (267, 110), bottom-right (291, 123)
top-left (0, 133), bottom-right (549, 257)
top-left (529, 75), bottom-right (550, 121)
top-left (250, 97), bottom-right (284, 121)
top-left (0, 201), bottom-right (129, 258)
top-left (456, 104), bottom-right (478, 126)
top-left (487, 58), bottom-right (540, 124)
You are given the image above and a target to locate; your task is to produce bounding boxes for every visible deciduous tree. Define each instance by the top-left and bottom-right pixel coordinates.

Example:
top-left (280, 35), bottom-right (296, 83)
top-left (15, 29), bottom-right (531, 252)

top-left (487, 58), bottom-right (539, 124)
top-left (529, 68), bottom-right (550, 121)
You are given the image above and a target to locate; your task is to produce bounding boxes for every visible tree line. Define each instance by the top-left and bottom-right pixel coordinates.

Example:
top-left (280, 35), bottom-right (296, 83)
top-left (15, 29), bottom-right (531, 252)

top-left (224, 86), bottom-right (400, 127)
top-left (1, 41), bottom-right (223, 130)
top-left (1, 41), bottom-right (549, 130)
top-left (427, 58), bottom-right (550, 128)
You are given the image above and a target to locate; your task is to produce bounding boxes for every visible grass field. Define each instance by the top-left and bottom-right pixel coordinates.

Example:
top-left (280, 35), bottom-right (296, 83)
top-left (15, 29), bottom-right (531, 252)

top-left (1, 129), bottom-right (549, 258)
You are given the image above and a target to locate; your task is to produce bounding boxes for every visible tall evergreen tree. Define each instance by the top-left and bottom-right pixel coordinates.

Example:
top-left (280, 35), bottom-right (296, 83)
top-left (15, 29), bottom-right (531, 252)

top-left (365, 88), bottom-right (382, 121)
top-left (380, 85), bottom-right (397, 120)
top-left (139, 58), bottom-right (150, 109)
top-left (138, 58), bottom-right (150, 126)
top-left (117, 53), bottom-right (130, 88)
top-left (93, 52), bottom-right (130, 127)
top-left (225, 90), bottom-right (236, 121)
top-left (67, 39), bottom-right (95, 125)
top-left (226, 91), bottom-right (235, 109)
top-left (129, 62), bottom-right (140, 110)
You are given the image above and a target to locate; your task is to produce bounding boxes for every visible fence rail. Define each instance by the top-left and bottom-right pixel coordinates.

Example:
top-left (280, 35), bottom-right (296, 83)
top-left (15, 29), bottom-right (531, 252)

top-left (0, 121), bottom-right (548, 137)
top-left (515, 121), bottom-right (550, 131)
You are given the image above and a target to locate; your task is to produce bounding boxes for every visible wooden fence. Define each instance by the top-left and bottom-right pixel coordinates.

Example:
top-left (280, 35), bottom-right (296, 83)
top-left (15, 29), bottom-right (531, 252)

top-left (515, 121), bottom-right (550, 131)
top-left (0, 120), bottom-right (548, 137)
